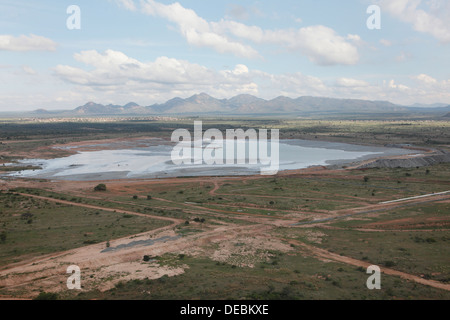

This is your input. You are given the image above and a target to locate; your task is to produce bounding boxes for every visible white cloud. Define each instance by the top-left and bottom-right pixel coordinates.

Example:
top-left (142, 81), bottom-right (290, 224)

top-left (140, 0), bottom-right (359, 65)
top-left (386, 79), bottom-right (410, 91)
top-left (141, 0), bottom-right (260, 59)
top-left (114, 0), bottom-right (136, 11)
top-left (22, 65), bottom-right (37, 75)
top-left (0, 34), bottom-right (57, 51)
top-left (291, 26), bottom-right (359, 65)
top-left (336, 78), bottom-right (370, 87)
top-left (53, 50), bottom-right (259, 99)
top-left (379, 0), bottom-right (450, 43)
top-left (413, 73), bottom-right (437, 85)
top-left (50, 49), bottom-right (450, 107)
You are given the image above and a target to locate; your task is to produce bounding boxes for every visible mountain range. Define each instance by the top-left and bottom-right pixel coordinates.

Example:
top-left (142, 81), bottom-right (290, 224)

top-left (34, 93), bottom-right (450, 116)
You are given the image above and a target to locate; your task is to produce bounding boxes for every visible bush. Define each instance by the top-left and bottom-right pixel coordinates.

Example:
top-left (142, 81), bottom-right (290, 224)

top-left (83, 240), bottom-right (99, 245)
top-left (21, 212), bottom-right (34, 220)
top-left (94, 184), bottom-right (107, 191)
top-left (34, 292), bottom-right (58, 300)
top-left (147, 195), bottom-right (152, 200)
top-left (384, 260), bottom-right (396, 267)
top-left (133, 195), bottom-right (138, 200)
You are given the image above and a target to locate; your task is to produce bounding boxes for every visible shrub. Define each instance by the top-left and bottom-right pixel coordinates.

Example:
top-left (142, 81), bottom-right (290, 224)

top-left (83, 240), bottom-right (99, 245)
top-left (21, 212), bottom-right (33, 220)
top-left (94, 184), bottom-right (107, 191)
top-left (384, 261), bottom-right (396, 267)
top-left (34, 292), bottom-right (58, 300)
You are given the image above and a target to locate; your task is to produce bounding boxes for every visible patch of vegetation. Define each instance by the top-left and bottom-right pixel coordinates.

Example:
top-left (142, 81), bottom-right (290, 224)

top-left (94, 184), bottom-right (107, 192)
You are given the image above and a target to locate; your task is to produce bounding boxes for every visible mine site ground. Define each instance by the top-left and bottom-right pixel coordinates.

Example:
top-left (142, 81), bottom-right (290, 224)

top-left (0, 119), bottom-right (448, 300)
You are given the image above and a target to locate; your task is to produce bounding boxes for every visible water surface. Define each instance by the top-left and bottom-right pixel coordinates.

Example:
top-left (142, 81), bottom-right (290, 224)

top-left (7, 139), bottom-right (415, 181)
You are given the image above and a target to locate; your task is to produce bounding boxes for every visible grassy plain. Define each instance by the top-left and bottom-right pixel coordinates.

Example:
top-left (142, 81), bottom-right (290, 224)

top-left (0, 118), bottom-right (448, 300)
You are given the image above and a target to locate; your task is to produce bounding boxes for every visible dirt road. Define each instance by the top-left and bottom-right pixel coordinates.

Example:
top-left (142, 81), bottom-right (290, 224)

top-left (288, 239), bottom-right (450, 292)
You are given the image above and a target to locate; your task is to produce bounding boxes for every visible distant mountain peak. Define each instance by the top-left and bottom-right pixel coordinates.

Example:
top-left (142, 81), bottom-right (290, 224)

top-left (124, 102), bottom-right (140, 108)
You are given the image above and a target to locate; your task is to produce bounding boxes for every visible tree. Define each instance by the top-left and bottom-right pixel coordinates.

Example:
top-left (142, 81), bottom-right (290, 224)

top-left (363, 176), bottom-right (369, 183)
top-left (94, 184), bottom-right (107, 191)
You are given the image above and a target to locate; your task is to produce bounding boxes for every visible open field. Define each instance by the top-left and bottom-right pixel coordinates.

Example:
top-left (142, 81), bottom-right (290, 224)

top-left (0, 119), bottom-right (449, 300)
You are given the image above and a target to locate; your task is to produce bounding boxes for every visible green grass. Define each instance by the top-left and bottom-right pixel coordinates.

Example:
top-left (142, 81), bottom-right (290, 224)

top-left (315, 227), bottom-right (449, 283)
top-left (1, 119), bottom-right (449, 300)
top-left (68, 253), bottom-right (450, 300)
top-left (0, 192), bottom-right (171, 267)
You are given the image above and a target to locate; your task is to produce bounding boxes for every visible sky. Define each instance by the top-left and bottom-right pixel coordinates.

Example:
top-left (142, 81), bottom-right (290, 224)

top-left (1, 0), bottom-right (450, 111)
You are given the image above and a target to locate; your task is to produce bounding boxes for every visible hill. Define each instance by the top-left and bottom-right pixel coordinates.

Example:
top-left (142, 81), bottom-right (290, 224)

top-left (67, 94), bottom-right (413, 116)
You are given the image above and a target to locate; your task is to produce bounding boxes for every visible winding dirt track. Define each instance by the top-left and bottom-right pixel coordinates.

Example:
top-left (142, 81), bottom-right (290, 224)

top-left (0, 191), bottom-right (287, 297)
top-left (288, 239), bottom-right (450, 292)
top-left (0, 174), bottom-right (449, 297)
top-left (16, 193), bottom-right (182, 224)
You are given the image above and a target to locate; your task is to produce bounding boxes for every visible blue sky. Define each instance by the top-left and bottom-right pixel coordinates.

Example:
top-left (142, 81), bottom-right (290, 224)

top-left (1, 0), bottom-right (450, 111)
